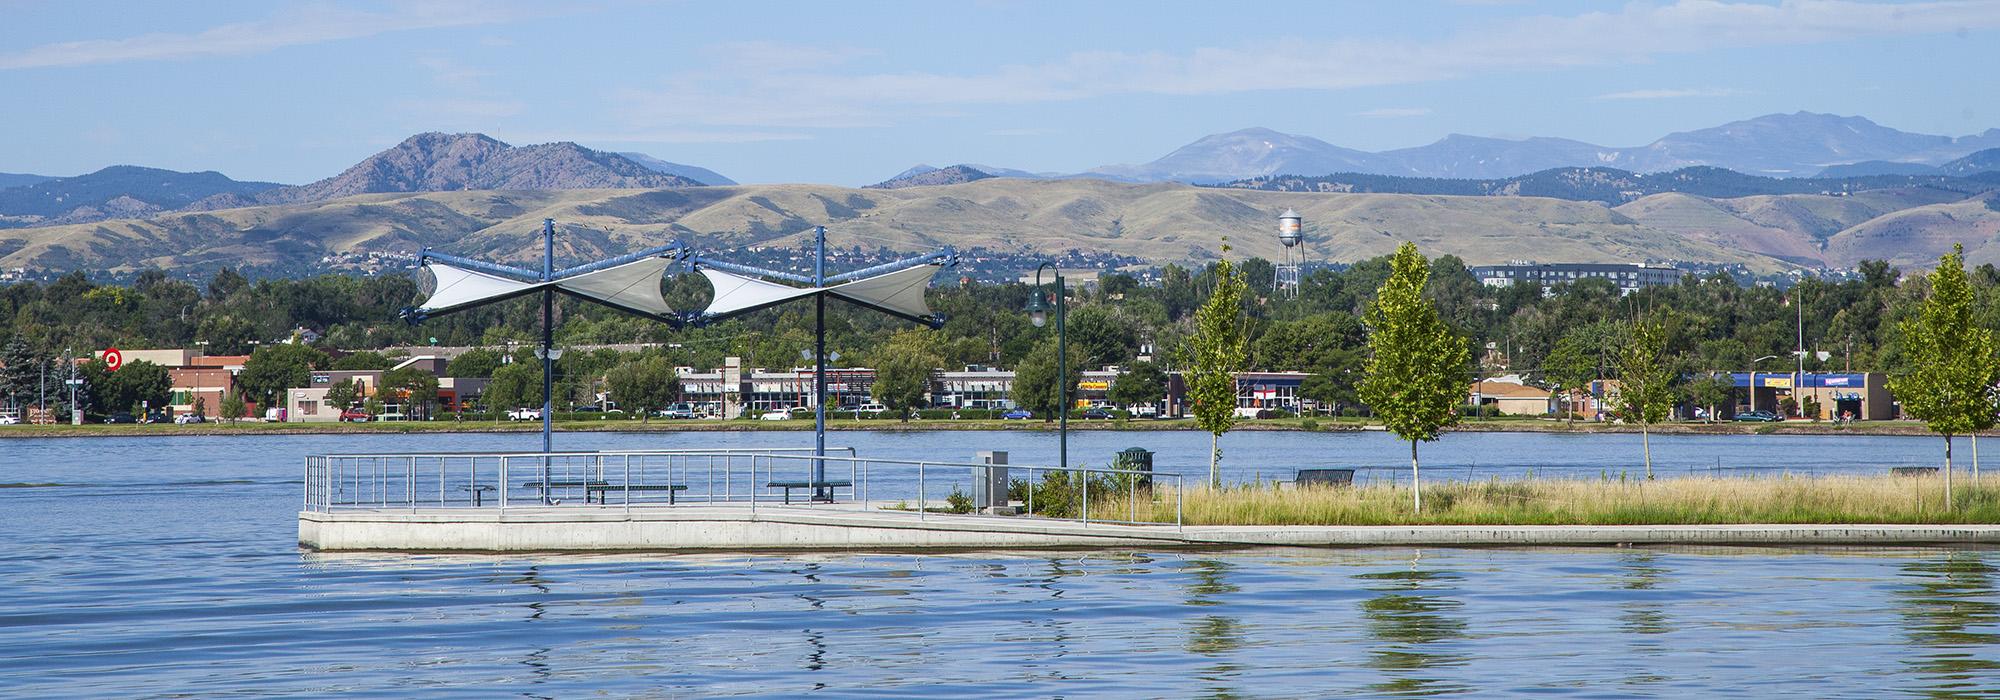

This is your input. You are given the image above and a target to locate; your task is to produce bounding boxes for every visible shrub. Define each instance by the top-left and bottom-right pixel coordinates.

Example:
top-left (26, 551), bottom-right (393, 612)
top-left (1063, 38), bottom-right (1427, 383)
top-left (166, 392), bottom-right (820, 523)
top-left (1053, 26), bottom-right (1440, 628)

top-left (1299, 418), bottom-right (1319, 431)
top-left (1340, 407), bottom-right (1362, 418)
top-left (947, 486), bottom-right (974, 514)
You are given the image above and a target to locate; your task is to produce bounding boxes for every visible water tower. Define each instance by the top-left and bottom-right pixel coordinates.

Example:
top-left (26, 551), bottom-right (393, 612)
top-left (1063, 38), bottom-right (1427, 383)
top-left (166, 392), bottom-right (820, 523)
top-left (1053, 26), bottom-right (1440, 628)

top-left (1275, 209), bottom-right (1304, 297)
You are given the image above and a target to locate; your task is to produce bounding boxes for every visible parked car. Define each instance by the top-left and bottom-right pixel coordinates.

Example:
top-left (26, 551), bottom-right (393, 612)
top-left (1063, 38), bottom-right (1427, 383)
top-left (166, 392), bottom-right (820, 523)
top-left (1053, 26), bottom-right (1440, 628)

top-left (574, 405), bottom-right (602, 413)
top-left (507, 408), bottom-right (541, 421)
top-left (338, 409), bottom-right (370, 422)
top-left (1080, 407), bottom-right (1114, 420)
top-left (1001, 409), bottom-right (1033, 420)
top-left (759, 410), bottom-right (793, 421)
top-left (854, 403), bottom-right (888, 415)
top-left (1127, 404), bottom-right (1159, 418)
top-left (174, 413), bottom-right (208, 425)
top-left (0, 415), bottom-right (19, 425)
top-left (377, 412), bottom-right (408, 422)
top-left (657, 404), bottom-right (698, 419)
top-left (104, 412), bottom-right (138, 424)
top-left (1734, 410), bottom-right (1783, 422)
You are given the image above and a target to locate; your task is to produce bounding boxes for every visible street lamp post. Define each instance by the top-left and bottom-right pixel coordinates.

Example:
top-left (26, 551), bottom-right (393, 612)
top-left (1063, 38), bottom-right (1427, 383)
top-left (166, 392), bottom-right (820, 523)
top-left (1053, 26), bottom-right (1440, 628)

top-left (1749, 354), bottom-right (1780, 414)
top-left (1024, 263), bottom-right (1068, 469)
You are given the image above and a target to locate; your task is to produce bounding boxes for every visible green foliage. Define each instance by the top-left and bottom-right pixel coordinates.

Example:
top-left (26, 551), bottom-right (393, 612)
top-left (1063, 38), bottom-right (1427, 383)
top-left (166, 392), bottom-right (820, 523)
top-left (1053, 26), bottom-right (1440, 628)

top-left (1890, 244), bottom-right (2000, 507)
top-left (236, 344), bottom-right (328, 406)
top-left (87, 358), bottom-right (171, 414)
top-left (1685, 371), bottom-right (1733, 422)
top-left (603, 355), bottom-right (677, 422)
top-left (323, 379), bottom-right (359, 410)
top-left (1615, 315), bottom-right (1678, 479)
top-left (219, 393), bottom-right (246, 422)
top-left (192, 396), bottom-right (207, 417)
top-left (1011, 339), bottom-right (1081, 418)
top-left (485, 362), bottom-right (540, 411)
top-left (330, 351), bottom-right (391, 370)
top-left (446, 348), bottom-right (501, 378)
top-left (946, 487), bottom-right (974, 514)
top-left (1107, 360), bottom-right (1167, 408)
top-left (1358, 243), bottom-right (1470, 510)
top-left (382, 366), bottom-right (440, 418)
top-left (1186, 257), bottom-right (1249, 487)
top-left (1802, 395), bottom-right (1822, 421)
top-left (874, 329), bottom-right (944, 420)
top-left (1540, 327), bottom-right (1601, 424)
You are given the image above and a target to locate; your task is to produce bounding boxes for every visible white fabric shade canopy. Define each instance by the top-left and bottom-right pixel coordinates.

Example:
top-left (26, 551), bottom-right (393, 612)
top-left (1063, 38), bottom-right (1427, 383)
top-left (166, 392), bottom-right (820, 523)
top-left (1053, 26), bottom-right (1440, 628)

top-left (699, 264), bottom-right (944, 324)
top-left (412, 257), bottom-right (684, 322)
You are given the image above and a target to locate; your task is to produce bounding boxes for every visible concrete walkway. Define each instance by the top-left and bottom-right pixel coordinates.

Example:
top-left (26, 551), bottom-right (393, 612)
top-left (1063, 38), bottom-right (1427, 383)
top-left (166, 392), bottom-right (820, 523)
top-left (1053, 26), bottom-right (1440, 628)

top-left (299, 504), bottom-right (2000, 552)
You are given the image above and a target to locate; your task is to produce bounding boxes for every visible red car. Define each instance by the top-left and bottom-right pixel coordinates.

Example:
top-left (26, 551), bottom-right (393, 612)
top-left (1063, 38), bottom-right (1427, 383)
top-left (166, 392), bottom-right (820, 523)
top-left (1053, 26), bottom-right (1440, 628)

top-left (339, 409), bottom-right (371, 422)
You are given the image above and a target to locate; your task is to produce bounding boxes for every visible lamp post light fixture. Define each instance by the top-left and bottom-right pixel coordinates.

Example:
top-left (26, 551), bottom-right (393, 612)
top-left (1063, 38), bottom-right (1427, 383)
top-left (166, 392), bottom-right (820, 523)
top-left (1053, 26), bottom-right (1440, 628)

top-left (1749, 354), bottom-right (1781, 414)
top-left (1024, 262), bottom-right (1068, 470)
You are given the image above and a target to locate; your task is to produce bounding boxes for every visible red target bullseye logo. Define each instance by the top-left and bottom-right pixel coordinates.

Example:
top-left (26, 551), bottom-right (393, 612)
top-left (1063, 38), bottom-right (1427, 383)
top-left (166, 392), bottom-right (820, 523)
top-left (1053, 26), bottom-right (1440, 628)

top-left (103, 347), bottom-right (123, 372)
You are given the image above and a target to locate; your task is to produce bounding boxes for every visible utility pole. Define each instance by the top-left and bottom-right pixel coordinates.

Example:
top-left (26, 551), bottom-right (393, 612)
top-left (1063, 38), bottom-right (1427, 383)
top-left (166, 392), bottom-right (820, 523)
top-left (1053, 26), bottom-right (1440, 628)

top-left (813, 225), bottom-right (829, 501)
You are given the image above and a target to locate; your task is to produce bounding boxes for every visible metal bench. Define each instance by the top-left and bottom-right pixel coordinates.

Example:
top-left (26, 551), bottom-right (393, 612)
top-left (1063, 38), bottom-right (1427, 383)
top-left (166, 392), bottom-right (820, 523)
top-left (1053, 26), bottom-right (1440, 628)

top-left (765, 480), bottom-right (854, 504)
top-left (1296, 469), bottom-right (1356, 487)
top-left (521, 480), bottom-right (610, 503)
top-left (1891, 467), bottom-right (1941, 477)
top-left (585, 483), bottom-right (689, 504)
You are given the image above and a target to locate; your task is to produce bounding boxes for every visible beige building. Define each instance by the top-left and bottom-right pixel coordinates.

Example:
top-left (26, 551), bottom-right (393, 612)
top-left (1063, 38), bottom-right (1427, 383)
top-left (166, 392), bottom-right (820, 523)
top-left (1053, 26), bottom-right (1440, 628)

top-left (1469, 378), bottom-right (1554, 416)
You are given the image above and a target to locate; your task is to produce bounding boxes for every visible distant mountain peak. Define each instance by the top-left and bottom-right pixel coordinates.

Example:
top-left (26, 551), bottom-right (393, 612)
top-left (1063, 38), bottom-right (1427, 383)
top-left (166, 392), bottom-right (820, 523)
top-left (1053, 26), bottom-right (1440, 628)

top-left (867, 164), bottom-right (993, 189)
top-left (257, 133), bottom-right (701, 204)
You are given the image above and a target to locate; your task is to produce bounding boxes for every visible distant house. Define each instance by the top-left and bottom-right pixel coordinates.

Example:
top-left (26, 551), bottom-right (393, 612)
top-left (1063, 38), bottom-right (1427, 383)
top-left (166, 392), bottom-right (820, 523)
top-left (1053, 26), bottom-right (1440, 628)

top-left (1469, 378), bottom-right (1553, 416)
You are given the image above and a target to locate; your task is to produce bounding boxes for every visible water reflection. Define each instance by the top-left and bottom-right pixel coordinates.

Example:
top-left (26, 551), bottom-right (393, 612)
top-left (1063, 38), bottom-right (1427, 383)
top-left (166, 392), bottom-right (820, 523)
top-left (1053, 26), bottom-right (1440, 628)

top-left (1358, 552), bottom-right (1469, 696)
top-left (1896, 552), bottom-right (2000, 698)
top-left (1182, 559), bottom-right (1246, 699)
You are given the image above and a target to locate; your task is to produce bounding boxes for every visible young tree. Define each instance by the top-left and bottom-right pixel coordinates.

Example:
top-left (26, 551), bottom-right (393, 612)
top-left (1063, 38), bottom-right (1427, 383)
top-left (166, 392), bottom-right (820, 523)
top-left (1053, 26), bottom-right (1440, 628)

top-left (219, 393), bottom-right (247, 423)
top-left (192, 396), bottom-right (208, 418)
top-left (383, 367), bottom-right (440, 419)
top-left (1185, 257), bottom-right (1249, 488)
top-left (872, 331), bottom-right (942, 421)
top-left (1108, 360), bottom-right (1168, 412)
top-left (1685, 371), bottom-right (1732, 424)
top-left (1889, 244), bottom-right (2000, 509)
top-left (604, 356), bottom-right (678, 423)
top-left (1615, 316), bottom-right (1677, 480)
top-left (324, 379), bottom-right (360, 411)
top-left (1540, 328), bottom-right (1598, 427)
top-left (1357, 242), bottom-right (1470, 511)
top-left (485, 362), bottom-right (539, 412)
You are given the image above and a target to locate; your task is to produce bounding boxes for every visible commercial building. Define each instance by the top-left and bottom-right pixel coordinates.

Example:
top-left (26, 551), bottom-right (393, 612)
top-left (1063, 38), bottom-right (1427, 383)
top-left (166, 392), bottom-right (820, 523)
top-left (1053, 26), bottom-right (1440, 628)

top-left (1731, 371), bottom-right (1891, 420)
top-left (1471, 262), bottom-right (1681, 295)
top-left (676, 358), bottom-right (880, 418)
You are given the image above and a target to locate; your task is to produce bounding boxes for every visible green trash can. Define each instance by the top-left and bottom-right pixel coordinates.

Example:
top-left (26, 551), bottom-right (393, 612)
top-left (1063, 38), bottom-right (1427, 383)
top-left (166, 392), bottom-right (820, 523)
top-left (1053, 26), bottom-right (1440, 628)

top-left (1115, 447), bottom-right (1154, 489)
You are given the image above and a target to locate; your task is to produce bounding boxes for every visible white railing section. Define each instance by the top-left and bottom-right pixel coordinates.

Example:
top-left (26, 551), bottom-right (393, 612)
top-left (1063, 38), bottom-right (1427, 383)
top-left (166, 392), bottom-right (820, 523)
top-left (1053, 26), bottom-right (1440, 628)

top-left (302, 448), bottom-right (1183, 528)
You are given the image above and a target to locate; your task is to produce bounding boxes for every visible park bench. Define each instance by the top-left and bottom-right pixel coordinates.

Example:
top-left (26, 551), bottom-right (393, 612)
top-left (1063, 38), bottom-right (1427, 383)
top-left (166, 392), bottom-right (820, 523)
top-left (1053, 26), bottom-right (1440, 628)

top-left (1295, 469), bottom-right (1356, 488)
top-left (585, 483), bottom-right (689, 504)
top-left (765, 479), bottom-right (854, 504)
top-left (1891, 467), bottom-right (1941, 477)
top-left (521, 479), bottom-right (610, 503)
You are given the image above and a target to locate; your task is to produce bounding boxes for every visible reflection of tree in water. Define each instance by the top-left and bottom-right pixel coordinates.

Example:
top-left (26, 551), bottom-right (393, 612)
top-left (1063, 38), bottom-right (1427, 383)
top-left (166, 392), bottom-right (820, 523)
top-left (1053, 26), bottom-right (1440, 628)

top-left (793, 563), bottom-right (829, 683)
top-left (1616, 552), bottom-right (1673, 688)
top-left (511, 566), bottom-right (556, 690)
top-left (1358, 554), bottom-right (1469, 696)
top-left (1181, 559), bottom-right (1246, 699)
top-left (1896, 551), bottom-right (2000, 699)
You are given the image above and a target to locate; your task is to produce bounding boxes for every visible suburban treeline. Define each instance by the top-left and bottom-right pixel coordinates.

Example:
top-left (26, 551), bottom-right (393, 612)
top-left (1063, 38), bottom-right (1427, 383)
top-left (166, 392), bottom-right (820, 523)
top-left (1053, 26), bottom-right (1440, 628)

top-left (4, 252), bottom-right (1999, 416)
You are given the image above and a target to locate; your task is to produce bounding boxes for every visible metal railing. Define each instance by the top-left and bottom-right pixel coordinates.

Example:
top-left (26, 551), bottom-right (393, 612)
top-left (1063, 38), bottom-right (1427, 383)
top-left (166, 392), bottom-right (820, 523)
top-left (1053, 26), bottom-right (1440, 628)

top-left (302, 448), bottom-right (1183, 528)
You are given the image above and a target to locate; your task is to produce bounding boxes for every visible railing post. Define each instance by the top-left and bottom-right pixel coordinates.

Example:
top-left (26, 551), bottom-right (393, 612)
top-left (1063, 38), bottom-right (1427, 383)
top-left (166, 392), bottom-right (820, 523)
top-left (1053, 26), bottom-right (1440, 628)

top-left (406, 457), bottom-right (415, 511)
top-left (624, 455), bottom-right (631, 514)
top-left (1082, 467), bottom-right (1089, 527)
top-left (1028, 467), bottom-right (1035, 516)
top-left (1177, 475), bottom-right (1184, 530)
top-left (919, 461), bottom-right (927, 520)
top-left (500, 456), bottom-right (509, 510)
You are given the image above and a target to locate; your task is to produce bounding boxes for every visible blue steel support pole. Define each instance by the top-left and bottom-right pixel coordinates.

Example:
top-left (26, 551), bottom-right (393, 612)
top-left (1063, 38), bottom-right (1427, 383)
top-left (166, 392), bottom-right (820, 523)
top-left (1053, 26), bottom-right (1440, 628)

top-left (814, 225), bottom-right (828, 500)
top-left (541, 218), bottom-right (554, 500)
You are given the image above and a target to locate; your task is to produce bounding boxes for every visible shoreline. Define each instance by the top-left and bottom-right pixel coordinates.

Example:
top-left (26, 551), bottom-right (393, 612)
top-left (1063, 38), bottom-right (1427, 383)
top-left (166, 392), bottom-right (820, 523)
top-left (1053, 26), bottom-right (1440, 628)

top-left (0, 416), bottom-right (1949, 439)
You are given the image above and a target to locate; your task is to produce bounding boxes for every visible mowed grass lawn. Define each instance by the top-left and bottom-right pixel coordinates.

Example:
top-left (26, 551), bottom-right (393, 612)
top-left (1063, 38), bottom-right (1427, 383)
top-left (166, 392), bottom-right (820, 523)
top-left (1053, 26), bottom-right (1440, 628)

top-left (1100, 475), bottom-right (2000, 526)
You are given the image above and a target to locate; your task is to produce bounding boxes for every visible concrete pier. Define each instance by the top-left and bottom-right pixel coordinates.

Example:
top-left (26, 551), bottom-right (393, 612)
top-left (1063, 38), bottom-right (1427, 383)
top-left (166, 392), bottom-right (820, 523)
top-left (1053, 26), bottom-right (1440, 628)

top-left (299, 506), bottom-right (2000, 552)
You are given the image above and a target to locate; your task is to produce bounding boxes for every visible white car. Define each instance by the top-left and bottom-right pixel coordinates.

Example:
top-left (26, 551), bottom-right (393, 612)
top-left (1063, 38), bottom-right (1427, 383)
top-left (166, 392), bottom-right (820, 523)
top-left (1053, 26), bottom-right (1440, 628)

top-left (1128, 404), bottom-right (1159, 418)
top-left (854, 403), bottom-right (888, 415)
top-left (759, 410), bottom-right (792, 421)
top-left (508, 408), bottom-right (542, 421)
top-left (0, 415), bottom-right (19, 425)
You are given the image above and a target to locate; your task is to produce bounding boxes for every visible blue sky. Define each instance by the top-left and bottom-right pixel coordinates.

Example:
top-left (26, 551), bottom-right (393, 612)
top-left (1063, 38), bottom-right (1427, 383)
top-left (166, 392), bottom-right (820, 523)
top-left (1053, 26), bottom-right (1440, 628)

top-left (5, 0), bottom-right (2000, 186)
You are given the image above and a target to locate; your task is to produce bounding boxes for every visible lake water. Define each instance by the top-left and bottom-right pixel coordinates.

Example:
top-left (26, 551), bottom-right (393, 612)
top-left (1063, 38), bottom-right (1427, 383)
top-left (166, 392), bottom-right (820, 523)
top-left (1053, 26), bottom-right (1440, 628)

top-left (5, 431), bottom-right (1999, 697)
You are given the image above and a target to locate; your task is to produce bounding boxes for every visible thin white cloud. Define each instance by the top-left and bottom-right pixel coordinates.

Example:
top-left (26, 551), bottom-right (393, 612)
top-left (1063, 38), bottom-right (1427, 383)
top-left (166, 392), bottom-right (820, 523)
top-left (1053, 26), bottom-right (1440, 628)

top-left (502, 130), bottom-right (813, 145)
top-left (617, 0), bottom-right (2000, 129)
top-left (1354, 107), bottom-right (1434, 118)
top-left (0, 1), bottom-right (534, 70)
top-left (1592, 87), bottom-right (1749, 100)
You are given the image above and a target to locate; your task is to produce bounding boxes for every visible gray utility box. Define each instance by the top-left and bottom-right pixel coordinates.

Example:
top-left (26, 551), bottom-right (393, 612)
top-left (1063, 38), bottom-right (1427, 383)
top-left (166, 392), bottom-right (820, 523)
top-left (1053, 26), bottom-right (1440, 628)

top-left (974, 451), bottom-right (1010, 510)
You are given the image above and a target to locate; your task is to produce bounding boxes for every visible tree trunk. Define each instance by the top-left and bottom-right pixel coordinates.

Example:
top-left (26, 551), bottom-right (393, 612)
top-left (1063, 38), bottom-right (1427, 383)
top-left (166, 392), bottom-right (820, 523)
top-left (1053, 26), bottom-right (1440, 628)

top-left (1642, 425), bottom-right (1653, 480)
top-left (1410, 439), bottom-right (1423, 512)
top-left (1946, 435), bottom-right (1955, 511)
top-left (1209, 432), bottom-right (1221, 489)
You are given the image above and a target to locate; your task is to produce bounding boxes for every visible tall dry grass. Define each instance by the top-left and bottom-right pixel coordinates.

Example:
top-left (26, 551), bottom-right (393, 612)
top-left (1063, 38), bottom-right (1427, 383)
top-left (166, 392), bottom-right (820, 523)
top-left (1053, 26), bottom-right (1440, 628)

top-left (1100, 475), bottom-right (2000, 526)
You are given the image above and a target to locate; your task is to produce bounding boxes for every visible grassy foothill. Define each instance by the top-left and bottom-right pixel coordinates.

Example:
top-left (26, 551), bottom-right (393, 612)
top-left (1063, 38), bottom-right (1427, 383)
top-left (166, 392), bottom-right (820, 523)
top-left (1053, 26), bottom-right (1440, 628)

top-left (1103, 475), bottom-right (2000, 526)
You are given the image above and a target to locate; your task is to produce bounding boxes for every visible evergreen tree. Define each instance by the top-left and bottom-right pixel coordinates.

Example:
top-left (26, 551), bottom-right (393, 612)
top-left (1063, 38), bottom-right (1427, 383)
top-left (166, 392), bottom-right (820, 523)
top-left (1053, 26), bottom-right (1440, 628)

top-left (1186, 257), bottom-right (1248, 488)
top-left (1890, 244), bottom-right (2000, 509)
top-left (1357, 243), bottom-right (1470, 511)
top-left (1107, 360), bottom-right (1168, 411)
